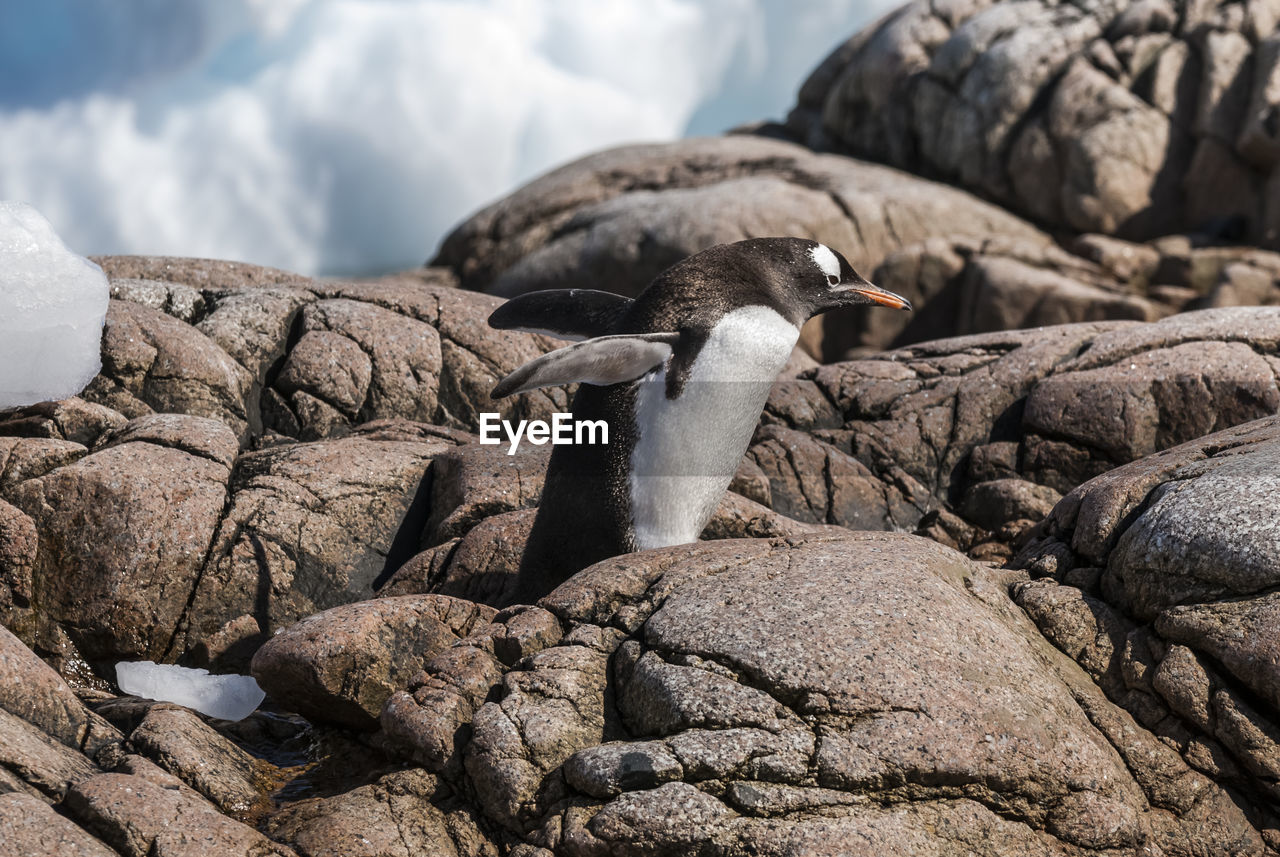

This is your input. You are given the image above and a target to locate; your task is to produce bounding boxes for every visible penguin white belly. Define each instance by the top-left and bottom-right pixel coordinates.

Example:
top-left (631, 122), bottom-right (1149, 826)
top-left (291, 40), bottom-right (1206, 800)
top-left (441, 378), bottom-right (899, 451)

top-left (629, 305), bottom-right (800, 550)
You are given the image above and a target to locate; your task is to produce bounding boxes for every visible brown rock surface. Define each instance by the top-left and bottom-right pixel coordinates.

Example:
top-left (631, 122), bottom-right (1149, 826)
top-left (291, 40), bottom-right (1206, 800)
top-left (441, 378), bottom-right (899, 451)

top-left (1016, 415), bottom-right (1280, 825)
top-left (0, 791), bottom-right (120, 857)
top-left (788, 0), bottom-right (1280, 249)
top-left (374, 533), bottom-right (1266, 854)
top-left (251, 595), bottom-right (494, 729)
top-left (64, 772), bottom-right (296, 857)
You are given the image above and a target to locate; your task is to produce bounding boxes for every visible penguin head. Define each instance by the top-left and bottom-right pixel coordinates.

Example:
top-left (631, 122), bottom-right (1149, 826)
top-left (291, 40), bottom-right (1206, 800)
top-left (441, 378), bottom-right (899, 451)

top-left (790, 239), bottom-right (912, 318)
top-left (705, 238), bottom-right (911, 325)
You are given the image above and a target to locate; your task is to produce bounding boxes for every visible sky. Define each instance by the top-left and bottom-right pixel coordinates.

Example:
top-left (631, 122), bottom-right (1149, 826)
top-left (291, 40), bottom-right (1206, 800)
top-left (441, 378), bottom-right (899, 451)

top-left (0, 0), bottom-right (898, 276)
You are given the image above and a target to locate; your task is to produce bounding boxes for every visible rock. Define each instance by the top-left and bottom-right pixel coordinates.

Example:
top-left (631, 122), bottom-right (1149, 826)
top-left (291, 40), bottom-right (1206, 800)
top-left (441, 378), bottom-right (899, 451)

top-left (382, 509), bottom-right (534, 607)
top-left (959, 479), bottom-right (1062, 530)
top-left (756, 307), bottom-right (1280, 541)
top-left (0, 791), bottom-right (120, 857)
top-left (92, 255), bottom-right (309, 291)
top-left (433, 135), bottom-right (1047, 361)
top-left (0, 436), bottom-right (88, 494)
top-left (96, 413), bottom-right (240, 469)
top-left (127, 707), bottom-right (267, 814)
top-left (180, 430), bottom-right (462, 668)
top-left (0, 625), bottom-right (121, 756)
top-left (424, 442), bottom-right (550, 545)
top-left (1016, 414), bottom-right (1280, 808)
top-left (0, 704), bottom-right (102, 800)
top-left (0, 398), bottom-right (127, 447)
top-left (265, 768), bottom-right (496, 857)
top-left (271, 299), bottom-right (442, 440)
top-left (376, 532), bottom-right (1267, 853)
top-left (63, 773), bottom-right (296, 857)
top-left (790, 0), bottom-right (1280, 249)
top-left (83, 301), bottom-right (255, 441)
top-left (251, 595), bottom-right (494, 730)
top-left (9, 439), bottom-right (231, 665)
top-left (0, 499), bottom-right (37, 640)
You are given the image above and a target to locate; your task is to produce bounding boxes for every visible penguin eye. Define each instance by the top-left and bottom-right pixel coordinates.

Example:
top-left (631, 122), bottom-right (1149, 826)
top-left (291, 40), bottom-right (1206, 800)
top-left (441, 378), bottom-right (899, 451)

top-left (827, 274), bottom-right (839, 286)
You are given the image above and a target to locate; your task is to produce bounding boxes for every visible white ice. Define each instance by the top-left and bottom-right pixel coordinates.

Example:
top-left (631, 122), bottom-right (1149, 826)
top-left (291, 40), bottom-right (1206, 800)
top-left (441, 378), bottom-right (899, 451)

top-left (115, 660), bottom-right (267, 722)
top-left (0, 0), bottom-right (899, 276)
top-left (0, 202), bottom-right (109, 409)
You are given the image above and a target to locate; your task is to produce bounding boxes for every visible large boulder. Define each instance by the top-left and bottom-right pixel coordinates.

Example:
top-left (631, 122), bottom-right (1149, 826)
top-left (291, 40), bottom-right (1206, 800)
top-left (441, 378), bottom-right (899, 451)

top-left (433, 135), bottom-right (1051, 360)
top-left (788, 0), bottom-right (1280, 248)
top-left (376, 533), bottom-right (1265, 854)
top-left (1014, 414), bottom-right (1280, 827)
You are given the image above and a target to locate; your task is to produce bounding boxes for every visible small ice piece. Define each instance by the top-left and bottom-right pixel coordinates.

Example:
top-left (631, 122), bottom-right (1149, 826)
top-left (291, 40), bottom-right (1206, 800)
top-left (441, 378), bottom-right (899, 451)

top-left (0, 201), bottom-right (110, 408)
top-left (115, 661), bottom-right (266, 722)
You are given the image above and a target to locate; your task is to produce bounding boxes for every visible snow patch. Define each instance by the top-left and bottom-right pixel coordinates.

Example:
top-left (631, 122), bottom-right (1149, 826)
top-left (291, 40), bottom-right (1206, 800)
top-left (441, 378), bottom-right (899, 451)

top-left (116, 660), bottom-right (266, 722)
top-left (0, 201), bottom-right (109, 408)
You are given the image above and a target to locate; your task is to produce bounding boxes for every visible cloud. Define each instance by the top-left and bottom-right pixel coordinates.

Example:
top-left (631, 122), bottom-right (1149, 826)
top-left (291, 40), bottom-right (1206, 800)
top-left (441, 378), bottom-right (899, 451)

top-left (0, 0), bottom-right (896, 276)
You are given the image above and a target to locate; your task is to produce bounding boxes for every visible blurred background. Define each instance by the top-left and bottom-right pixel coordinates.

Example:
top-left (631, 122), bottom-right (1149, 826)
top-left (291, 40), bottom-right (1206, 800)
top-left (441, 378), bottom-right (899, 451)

top-left (0, 0), bottom-right (897, 276)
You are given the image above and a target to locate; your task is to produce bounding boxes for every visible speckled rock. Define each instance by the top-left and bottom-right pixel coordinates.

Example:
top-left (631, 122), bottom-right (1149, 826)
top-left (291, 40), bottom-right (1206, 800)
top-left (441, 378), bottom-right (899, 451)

top-left (788, 0), bottom-right (1280, 249)
top-left (251, 595), bottom-right (494, 730)
top-left (1016, 415), bottom-right (1280, 824)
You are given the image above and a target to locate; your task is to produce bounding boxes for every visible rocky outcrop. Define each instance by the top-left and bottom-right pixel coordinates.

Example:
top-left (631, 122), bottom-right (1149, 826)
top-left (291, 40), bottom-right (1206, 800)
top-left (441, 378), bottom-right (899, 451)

top-left (788, 0), bottom-right (1280, 249)
top-left (1013, 414), bottom-right (1280, 829)
top-left (369, 533), bottom-right (1267, 854)
top-left (433, 135), bottom-right (1055, 360)
top-left (755, 305), bottom-right (1280, 561)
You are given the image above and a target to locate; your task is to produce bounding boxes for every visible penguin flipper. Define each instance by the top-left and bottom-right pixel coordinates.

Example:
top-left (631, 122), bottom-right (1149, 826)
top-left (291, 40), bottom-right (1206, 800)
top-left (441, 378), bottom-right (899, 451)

top-left (491, 332), bottom-right (679, 399)
top-left (487, 289), bottom-right (634, 341)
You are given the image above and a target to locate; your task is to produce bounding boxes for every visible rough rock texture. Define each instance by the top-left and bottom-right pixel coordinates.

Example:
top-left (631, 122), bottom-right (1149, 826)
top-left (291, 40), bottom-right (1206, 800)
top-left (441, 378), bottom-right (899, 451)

top-left (0, 256), bottom-right (578, 670)
top-left (265, 768), bottom-right (498, 857)
top-left (753, 306), bottom-right (1280, 562)
top-left (377, 533), bottom-right (1267, 854)
top-left (251, 595), bottom-right (495, 730)
top-left (788, 0), bottom-right (1280, 249)
top-left (1014, 414), bottom-right (1280, 838)
top-left (433, 135), bottom-right (1050, 360)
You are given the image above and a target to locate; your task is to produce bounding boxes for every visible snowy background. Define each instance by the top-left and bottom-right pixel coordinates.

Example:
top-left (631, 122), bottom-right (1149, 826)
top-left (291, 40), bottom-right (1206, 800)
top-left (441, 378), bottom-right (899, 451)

top-left (0, 0), bottom-right (897, 276)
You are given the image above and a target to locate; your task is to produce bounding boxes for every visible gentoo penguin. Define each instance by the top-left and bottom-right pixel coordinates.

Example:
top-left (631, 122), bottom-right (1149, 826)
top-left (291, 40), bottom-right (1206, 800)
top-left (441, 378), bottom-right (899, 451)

top-left (488, 238), bottom-right (911, 604)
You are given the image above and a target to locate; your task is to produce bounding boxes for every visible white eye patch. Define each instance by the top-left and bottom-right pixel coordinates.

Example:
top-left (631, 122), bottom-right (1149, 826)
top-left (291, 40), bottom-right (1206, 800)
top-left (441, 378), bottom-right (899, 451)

top-left (809, 243), bottom-right (841, 281)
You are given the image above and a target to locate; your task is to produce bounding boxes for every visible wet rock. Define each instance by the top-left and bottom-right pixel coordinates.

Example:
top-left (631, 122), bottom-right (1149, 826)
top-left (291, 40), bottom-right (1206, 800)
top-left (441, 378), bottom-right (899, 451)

top-left (251, 595), bottom-right (494, 730)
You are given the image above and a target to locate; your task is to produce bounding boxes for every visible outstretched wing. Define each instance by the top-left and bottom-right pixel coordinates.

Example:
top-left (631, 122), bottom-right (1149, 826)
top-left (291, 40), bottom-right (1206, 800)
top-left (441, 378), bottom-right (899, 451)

top-left (491, 332), bottom-right (679, 399)
top-left (487, 289), bottom-right (634, 341)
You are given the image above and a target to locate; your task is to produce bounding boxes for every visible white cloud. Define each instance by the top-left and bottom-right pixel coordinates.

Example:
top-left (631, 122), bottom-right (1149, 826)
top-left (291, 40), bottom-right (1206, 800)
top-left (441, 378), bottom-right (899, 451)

top-left (0, 0), bottom-right (897, 276)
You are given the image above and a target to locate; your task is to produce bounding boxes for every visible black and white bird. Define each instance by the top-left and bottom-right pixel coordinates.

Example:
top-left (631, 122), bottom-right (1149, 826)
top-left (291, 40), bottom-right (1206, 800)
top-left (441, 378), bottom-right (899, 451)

top-left (488, 237), bottom-right (911, 604)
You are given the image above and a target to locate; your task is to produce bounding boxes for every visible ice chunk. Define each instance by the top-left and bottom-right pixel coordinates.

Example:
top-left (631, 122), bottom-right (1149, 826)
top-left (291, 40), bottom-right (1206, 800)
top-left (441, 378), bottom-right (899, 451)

top-left (0, 202), bottom-right (109, 408)
top-left (115, 661), bottom-right (266, 722)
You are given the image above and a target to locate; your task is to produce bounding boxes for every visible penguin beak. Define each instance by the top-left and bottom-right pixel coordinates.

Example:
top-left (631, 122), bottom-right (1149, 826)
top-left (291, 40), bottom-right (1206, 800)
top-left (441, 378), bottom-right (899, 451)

top-left (832, 277), bottom-right (913, 311)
